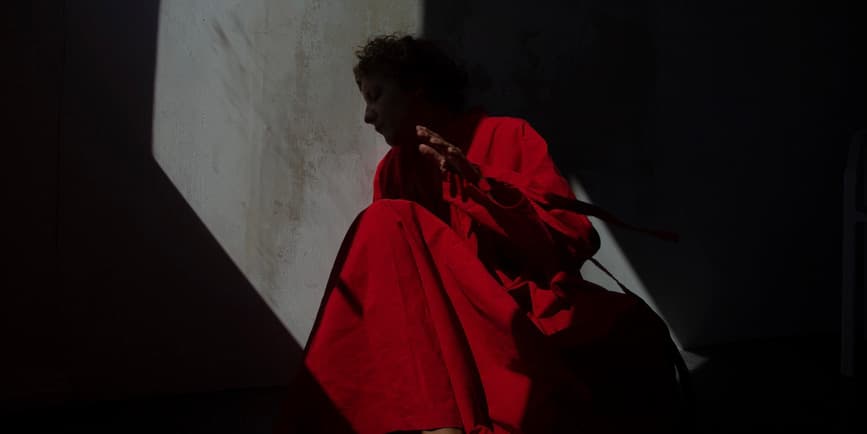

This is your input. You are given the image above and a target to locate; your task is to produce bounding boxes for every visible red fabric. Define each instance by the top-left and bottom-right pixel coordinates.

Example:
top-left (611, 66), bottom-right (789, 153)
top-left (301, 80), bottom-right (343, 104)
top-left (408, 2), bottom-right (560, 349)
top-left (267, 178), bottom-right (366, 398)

top-left (283, 112), bottom-right (675, 433)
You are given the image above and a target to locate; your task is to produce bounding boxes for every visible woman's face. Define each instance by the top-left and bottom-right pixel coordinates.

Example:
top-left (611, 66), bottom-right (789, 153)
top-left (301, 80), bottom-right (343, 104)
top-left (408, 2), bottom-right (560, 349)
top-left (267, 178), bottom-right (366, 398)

top-left (357, 74), bottom-right (424, 147)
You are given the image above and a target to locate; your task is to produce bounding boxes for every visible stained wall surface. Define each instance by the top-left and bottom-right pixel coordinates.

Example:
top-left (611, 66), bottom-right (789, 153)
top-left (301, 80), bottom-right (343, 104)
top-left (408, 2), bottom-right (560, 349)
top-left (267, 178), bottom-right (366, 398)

top-left (153, 0), bottom-right (422, 344)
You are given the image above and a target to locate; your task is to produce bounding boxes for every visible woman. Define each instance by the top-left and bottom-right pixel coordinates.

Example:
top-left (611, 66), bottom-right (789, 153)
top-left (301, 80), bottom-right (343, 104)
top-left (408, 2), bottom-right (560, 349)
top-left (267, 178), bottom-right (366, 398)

top-left (283, 34), bottom-right (679, 434)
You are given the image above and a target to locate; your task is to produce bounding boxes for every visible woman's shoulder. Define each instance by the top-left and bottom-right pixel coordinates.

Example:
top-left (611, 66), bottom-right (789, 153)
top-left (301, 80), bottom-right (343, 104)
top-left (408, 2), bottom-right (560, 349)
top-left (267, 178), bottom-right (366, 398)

top-left (457, 107), bottom-right (532, 139)
top-left (476, 115), bottom-right (540, 141)
top-left (474, 115), bottom-right (546, 153)
top-left (477, 114), bottom-right (530, 130)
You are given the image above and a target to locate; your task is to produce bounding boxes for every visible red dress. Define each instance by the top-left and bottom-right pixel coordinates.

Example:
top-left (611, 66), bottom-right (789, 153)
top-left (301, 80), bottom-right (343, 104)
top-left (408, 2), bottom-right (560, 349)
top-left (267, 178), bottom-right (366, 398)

top-left (282, 111), bottom-right (676, 433)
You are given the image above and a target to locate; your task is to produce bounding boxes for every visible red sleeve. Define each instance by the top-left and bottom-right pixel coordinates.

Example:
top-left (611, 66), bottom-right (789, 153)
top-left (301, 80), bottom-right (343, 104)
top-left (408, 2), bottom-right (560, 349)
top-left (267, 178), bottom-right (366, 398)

top-left (442, 120), bottom-right (599, 265)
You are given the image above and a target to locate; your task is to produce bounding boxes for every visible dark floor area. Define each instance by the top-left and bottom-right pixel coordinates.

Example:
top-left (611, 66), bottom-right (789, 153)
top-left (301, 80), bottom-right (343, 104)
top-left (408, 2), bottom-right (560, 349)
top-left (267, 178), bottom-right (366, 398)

top-left (5, 387), bottom-right (287, 434)
top-left (688, 336), bottom-right (865, 434)
top-left (5, 337), bottom-right (864, 434)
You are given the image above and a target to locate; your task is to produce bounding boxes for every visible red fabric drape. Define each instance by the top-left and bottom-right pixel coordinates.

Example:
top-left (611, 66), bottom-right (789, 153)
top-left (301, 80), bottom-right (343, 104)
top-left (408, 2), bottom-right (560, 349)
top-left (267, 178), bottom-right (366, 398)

top-left (282, 112), bottom-right (675, 433)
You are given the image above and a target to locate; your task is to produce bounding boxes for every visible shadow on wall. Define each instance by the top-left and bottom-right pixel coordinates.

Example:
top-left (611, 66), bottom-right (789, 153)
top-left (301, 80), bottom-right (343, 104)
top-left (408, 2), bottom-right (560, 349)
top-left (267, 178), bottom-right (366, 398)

top-left (8, 0), bottom-right (350, 432)
top-left (423, 0), bottom-right (865, 348)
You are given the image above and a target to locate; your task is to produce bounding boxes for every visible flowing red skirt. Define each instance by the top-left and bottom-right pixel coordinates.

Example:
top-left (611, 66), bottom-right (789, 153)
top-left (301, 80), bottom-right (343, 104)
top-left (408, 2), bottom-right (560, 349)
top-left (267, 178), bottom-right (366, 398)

top-left (279, 199), bottom-right (676, 434)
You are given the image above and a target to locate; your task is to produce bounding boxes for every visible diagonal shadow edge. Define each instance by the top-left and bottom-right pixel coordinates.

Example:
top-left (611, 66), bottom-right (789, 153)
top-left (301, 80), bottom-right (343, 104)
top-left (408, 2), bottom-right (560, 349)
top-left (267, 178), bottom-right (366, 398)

top-left (12, 2), bottom-right (353, 433)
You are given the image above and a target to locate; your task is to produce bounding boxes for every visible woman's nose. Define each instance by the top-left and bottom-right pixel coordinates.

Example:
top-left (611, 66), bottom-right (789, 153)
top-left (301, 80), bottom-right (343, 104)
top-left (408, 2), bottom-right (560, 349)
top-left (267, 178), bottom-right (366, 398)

top-left (363, 106), bottom-right (376, 125)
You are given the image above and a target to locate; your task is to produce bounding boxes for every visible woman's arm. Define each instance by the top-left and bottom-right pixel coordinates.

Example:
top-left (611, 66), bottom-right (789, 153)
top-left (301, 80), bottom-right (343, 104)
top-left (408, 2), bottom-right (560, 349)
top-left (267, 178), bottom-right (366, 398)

top-left (421, 119), bottom-right (600, 265)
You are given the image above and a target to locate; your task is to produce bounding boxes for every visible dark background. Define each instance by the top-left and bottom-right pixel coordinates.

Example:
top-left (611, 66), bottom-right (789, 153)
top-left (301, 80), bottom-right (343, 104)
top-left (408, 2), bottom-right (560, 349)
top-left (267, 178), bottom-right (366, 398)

top-left (8, 0), bottom-right (865, 432)
top-left (424, 0), bottom-right (864, 347)
top-left (9, 1), bottom-right (299, 432)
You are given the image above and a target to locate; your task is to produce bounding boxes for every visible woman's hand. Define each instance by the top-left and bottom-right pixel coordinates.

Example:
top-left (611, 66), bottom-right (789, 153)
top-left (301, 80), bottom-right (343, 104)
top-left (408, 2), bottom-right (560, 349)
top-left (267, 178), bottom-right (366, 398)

top-left (416, 125), bottom-right (481, 184)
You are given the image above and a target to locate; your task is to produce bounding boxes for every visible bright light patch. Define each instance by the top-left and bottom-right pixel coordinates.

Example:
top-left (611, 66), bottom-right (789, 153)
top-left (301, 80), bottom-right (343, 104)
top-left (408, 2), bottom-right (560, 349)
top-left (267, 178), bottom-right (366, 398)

top-left (152, 0), bottom-right (424, 345)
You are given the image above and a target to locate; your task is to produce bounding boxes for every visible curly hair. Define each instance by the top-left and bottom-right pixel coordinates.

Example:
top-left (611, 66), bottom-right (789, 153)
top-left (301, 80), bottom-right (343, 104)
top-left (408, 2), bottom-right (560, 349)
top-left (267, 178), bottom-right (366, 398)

top-left (353, 34), bottom-right (468, 112)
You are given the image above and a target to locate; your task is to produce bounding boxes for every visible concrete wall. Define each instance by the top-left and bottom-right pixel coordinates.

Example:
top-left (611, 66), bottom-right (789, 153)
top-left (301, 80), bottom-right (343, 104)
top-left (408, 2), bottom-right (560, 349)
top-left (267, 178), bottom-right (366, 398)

top-left (152, 0), bottom-right (422, 346)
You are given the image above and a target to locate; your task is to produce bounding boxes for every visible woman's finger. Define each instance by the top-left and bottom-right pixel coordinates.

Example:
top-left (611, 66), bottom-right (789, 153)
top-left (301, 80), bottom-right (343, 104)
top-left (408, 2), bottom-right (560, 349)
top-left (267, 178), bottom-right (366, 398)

top-left (418, 143), bottom-right (441, 158)
top-left (416, 125), bottom-right (440, 139)
top-left (416, 125), bottom-right (454, 149)
top-left (418, 127), bottom-right (471, 177)
top-left (420, 143), bottom-right (455, 174)
top-left (417, 128), bottom-right (450, 150)
top-left (419, 143), bottom-right (447, 169)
